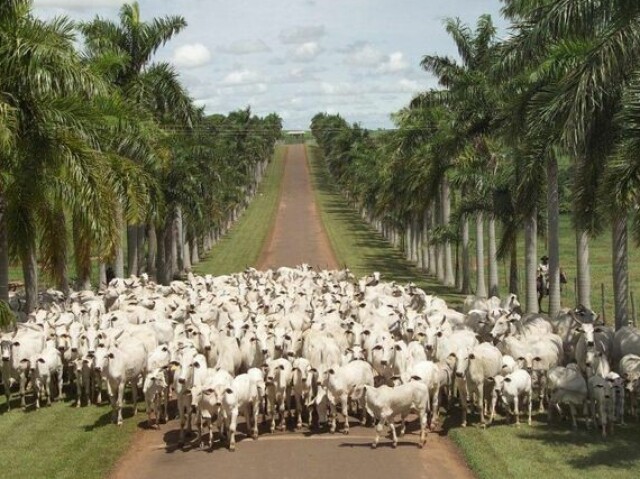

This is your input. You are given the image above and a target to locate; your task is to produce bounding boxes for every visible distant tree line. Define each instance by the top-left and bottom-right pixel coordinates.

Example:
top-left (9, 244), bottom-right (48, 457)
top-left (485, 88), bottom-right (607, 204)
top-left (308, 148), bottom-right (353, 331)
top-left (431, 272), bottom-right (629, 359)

top-left (0, 1), bottom-right (283, 311)
top-left (311, 1), bottom-right (640, 330)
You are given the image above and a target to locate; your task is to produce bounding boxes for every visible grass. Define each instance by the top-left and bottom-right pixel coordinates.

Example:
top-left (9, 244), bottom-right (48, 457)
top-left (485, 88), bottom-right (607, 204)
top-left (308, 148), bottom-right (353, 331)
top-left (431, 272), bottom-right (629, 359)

top-left (450, 417), bottom-right (640, 479)
top-left (306, 144), bottom-right (463, 308)
top-left (308, 143), bottom-right (640, 479)
top-left (194, 145), bottom-right (286, 275)
top-left (0, 391), bottom-right (139, 479)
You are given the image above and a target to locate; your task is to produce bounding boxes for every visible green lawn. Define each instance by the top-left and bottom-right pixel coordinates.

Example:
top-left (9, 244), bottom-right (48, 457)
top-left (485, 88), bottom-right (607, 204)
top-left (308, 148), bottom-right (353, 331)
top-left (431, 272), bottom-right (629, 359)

top-left (307, 143), bottom-right (640, 479)
top-left (193, 145), bottom-right (286, 276)
top-left (0, 392), bottom-right (138, 479)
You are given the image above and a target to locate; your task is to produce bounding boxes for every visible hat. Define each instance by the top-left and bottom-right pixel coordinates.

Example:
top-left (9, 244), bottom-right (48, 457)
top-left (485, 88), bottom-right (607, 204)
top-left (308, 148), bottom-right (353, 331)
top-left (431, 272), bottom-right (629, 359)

top-left (541, 255), bottom-right (549, 261)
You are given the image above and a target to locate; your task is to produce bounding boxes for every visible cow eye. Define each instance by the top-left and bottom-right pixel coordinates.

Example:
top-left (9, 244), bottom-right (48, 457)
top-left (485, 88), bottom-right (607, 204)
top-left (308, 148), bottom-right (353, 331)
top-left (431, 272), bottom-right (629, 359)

top-left (373, 345), bottom-right (382, 351)
top-left (284, 335), bottom-right (291, 341)
top-left (517, 357), bottom-right (525, 361)
top-left (436, 332), bottom-right (443, 337)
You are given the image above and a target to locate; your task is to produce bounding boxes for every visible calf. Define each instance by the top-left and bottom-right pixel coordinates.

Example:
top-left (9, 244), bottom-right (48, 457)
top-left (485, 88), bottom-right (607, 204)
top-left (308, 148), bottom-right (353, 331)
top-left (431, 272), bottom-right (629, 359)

top-left (190, 368), bottom-right (234, 450)
top-left (363, 381), bottom-right (429, 449)
top-left (324, 360), bottom-right (375, 434)
top-left (143, 367), bottom-right (168, 429)
top-left (489, 369), bottom-right (532, 426)
top-left (95, 337), bottom-right (147, 425)
top-left (588, 374), bottom-right (615, 437)
top-left (265, 358), bottom-right (293, 432)
top-left (31, 345), bottom-right (64, 408)
top-left (221, 370), bottom-right (265, 450)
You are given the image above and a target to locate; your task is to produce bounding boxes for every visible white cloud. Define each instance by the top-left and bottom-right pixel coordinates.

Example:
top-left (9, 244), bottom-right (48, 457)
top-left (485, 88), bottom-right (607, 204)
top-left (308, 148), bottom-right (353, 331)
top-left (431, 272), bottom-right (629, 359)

top-left (378, 52), bottom-right (409, 73)
top-left (172, 43), bottom-right (212, 69)
top-left (319, 82), bottom-right (360, 96)
top-left (279, 25), bottom-right (326, 44)
top-left (291, 42), bottom-right (323, 62)
top-left (396, 78), bottom-right (420, 93)
top-left (221, 69), bottom-right (262, 86)
top-left (220, 39), bottom-right (271, 55)
top-left (343, 42), bottom-right (386, 67)
top-left (34, 0), bottom-right (124, 7)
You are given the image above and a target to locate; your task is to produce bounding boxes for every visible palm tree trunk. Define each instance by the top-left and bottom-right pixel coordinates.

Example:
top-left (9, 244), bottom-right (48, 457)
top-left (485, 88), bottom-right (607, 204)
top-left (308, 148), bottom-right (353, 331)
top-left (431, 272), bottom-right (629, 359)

top-left (576, 229), bottom-right (591, 309)
top-left (612, 214), bottom-right (629, 330)
top-left (183, 240), bottom-right (192, 272)
top-left (72, 215), bottom-right (90, 291)
top-left (428, 207), bottom-right (437, 276)
top-left (525, 210), bottom-right (538, 313)
top-left (461, 217), bottom-right (471, 294)
top-left (155, 224), bottom-right (167, 285)
top-left (442, 177), bottom-right (455, 286)
top-left (21, 243), bottom-right (38, 313)
top-left (99, 263), bottom-right (107, 289)
top-left (191, 236), bottom-right (200, 265)
top-left (50, 210), bottom-right (69, 294)
top-left (170, 211), bottom-right (179, 276)
top-left (176, 206), bottom-right (184, 274)
top-left (510, 240), bottom-right (519, 295)
top-left (127, 224), bottom-right (138, 277)
top-left (421, 210), bottom-right (429, 271)
top-left (475, 213), bottom-right (487, 298)
top-left (488, 217), bottom-right (499, 297)
top-left (147, 223), bottom-right (157, 280)
top-left (114, 203), bottom-right (124, 278)
top-left (136, 224), bottom-right (146, 274)
top-left (0, 194), bottom-right (8, 302)
top-left (547, 153), bottom-right (561, 317)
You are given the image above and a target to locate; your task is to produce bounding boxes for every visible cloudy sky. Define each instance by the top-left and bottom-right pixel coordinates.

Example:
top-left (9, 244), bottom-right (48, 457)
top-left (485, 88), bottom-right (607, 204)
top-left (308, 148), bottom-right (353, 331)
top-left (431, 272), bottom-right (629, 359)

top-left (33, 0), bottom-right (507, 129)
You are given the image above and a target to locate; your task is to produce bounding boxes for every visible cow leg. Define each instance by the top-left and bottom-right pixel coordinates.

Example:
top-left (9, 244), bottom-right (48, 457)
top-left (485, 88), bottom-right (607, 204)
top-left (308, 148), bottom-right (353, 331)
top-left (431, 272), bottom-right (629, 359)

top-left (538, 374), bottom-right (546, 413)
top-left (341, 395), bottom-right (350, 434)
top-left (229, 408), bottom-right (238, 451)
top-left (294, 393), bottom-right (303, 430)
top-left (389, 421), bottom-right (398, 448)
top-left (514, 395), bottom-right (520, 426)
top-left (431, 390), bottom-right (440, 429)
top-left (459, 381), bottom-right (468, 427)
top-left (251, 402), bottom-right (259, 439)
top-left (116, 382), bottom-right (125, 425)
top-left (399, 415), bottom-right (406, 437)
top-left (527, 392), bottom-right (532, 426)
top-left (372, 420), bottom-right (383, 449)
top-left (419, 409), bottom-right (428, 448)
top-left (278, 398), bottom-right (286, 431)
top-left (131, 378), bottom-right (139, 416)
top-left (46, 377), bottom-right (52, 406)
top-left (19, 372), bottom-right (27, 409)
top-left (329, 400), bottom-right (337, 433)
top-left (478, 386), bottom-right (486, 427)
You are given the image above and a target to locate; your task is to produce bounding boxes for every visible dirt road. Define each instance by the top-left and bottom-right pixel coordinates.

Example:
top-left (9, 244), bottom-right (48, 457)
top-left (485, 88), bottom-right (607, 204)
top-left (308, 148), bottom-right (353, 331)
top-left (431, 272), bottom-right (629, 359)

top-left (257, 144), bottom-right (338, 270)
top-left (110, 145), bottom-right (473, 479)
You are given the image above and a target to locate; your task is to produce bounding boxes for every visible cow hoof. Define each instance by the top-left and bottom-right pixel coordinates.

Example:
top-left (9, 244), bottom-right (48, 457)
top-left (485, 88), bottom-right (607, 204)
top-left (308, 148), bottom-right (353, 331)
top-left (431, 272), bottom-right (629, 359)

top-left (343, 429), bottom-right (349, 435)
top-left (252, 433), bottom-right (258, 440)
top-left (371, 443), bottom-right (377, 449)
top-left (392, 442), bottom-right (397, 449)
top-left (229, 446), bottom-right (236, 452)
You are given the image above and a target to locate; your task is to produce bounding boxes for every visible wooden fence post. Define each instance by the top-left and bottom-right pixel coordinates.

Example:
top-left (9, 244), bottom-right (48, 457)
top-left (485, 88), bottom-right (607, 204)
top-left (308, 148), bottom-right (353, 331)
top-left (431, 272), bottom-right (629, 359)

top-left (601, 283), bottom-right (606, 324)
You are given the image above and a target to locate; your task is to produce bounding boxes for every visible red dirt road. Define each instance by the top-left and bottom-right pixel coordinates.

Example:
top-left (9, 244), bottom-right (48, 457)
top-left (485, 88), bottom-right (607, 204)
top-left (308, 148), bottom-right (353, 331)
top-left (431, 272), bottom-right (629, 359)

top-left (257, 144), bottom-right (338, 270)
top-left (110, 145), bottom-right (473, 479)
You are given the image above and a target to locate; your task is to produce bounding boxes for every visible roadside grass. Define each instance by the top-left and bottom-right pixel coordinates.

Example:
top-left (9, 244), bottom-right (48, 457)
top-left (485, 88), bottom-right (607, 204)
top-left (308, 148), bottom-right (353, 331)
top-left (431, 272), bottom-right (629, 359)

top-left (306, 144), bottom-right (463, 308)
top-left (450, 415), bottom-right (640, 479)
top-left (308, 144), bottom-right (640, 478)
top-left (194, 145), bottom-right (286, 276)
top-left (0, 391), bottom-right (138, 479)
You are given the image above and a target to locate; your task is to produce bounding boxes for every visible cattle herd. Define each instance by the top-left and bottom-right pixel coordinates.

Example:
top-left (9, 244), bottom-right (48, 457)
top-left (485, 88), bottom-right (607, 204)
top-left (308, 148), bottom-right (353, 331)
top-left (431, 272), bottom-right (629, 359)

top-left (2, 265), bottom-right (640, 451)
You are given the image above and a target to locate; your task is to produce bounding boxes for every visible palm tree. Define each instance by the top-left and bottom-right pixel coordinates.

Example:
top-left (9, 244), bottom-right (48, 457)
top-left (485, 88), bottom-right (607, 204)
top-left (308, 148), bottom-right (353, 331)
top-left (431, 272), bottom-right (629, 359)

top-left (81, 1), bottom-right (189, 278)
top-left (1, 0), bottom-right (114, 311)
top-left (421, 15), bottom-right (500, 298)
top-left (501, 0), bottom-right (640, 325)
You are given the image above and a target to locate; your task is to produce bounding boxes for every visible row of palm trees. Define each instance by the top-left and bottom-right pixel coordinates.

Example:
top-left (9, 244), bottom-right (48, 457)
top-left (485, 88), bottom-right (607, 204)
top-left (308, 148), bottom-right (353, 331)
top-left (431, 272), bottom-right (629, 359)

top-left (0, 1), bottom-right (282, 311)
top-left (311, 1), bottom-right (640, 329)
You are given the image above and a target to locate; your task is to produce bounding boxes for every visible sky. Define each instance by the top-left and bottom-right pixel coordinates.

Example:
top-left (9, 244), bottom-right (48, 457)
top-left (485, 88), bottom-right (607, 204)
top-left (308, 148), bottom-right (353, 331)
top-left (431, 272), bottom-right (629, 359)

top-left (33, 0), bottom-right (508, 130)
